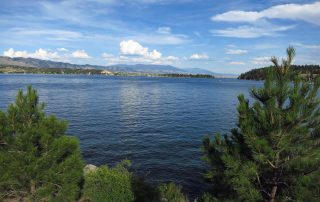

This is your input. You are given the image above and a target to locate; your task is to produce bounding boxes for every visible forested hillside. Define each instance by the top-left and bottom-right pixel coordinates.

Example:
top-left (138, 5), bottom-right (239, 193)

top-left (238, 65), bottom-right (320, 80)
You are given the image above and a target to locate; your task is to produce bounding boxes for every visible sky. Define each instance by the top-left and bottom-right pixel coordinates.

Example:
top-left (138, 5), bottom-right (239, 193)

top-left (0, 0), bottom-right (319, 74)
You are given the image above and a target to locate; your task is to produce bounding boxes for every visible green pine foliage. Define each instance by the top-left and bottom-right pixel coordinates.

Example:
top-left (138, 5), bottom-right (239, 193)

top-left (0, 86), bottom-right (84, 201)
top-left (83, 160), bottom-right (135, 202)
top-left (202, 47), bottom-right (320, 201)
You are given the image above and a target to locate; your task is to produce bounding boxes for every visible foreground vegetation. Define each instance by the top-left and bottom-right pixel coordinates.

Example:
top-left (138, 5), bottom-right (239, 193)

top-left (203, 47), bottom-right (320, 201)
top-left (238, 64), bottom-right (320, 80)
top-left (0, 65), bottom-right (215, 79)
top-left (0, 47), bottom-right (319, 201)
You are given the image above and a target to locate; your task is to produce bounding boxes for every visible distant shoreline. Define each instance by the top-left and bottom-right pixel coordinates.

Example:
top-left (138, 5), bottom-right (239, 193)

top-left (238, 65), bottom-right (320, 80)
top-left (0, 65), bottom-right (215, 79)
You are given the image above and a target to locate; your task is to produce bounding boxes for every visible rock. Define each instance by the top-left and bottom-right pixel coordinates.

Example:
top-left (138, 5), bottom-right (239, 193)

top-left (84, 164), bottom-right (97, 175)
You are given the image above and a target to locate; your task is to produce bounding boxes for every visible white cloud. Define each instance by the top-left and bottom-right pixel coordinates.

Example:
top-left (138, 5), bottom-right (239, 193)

top-left (211, 2), bottom-right (319, 38)
top-left (4, 48), bottom-right (29, 58)
top-left (251, 57), bottom-right (271, 65)
top-left (229, 61), bottom-right (245, 65)
top-left (167, 56), bottom-right (179, 61)
top-left (212, 2), bottom-right (320, 25)
top-left (3, 48), bottom-right (59, 60)
top-left (292, 43), bottom-right (320, 49)
top-left (211, 24), bottom-right (295, 38)
top-left (157, 27), bottom-right (171, 34)
top-left (57, 48), bottom-right (69, 52)
top-left (33, 48), bottom-right (59, 59)
top-left (148, 49), bottom-right (162, 59)
top-left (103, 40), bottom-right (178, 65)
top-left (71, 50), bottom-right (91, 59)
top-left (226, 49), bottom-right (247, 55)
top-left (3, 48), bottom-right (92, 61)
top-left (190, 53), bottom-right (209, 60)
top-left (213, 11), bottom-right (261, 23)
top-left (120, 40), bottom-right (162, 59)
top-left (120, 40), bottom-right (148, 56)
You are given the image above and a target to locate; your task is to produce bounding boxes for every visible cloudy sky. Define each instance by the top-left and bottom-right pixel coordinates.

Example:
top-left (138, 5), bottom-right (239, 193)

top-left (0, 0), bottom-right (319, 74)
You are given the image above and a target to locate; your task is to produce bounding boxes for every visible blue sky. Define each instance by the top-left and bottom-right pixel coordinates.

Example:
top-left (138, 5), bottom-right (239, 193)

top-left (0, 0), bottom-right (319, 74)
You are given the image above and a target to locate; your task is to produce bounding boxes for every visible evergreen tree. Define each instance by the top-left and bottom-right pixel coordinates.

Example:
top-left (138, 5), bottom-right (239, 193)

top-left (202, 47), bottom-right (320, 201)
top-left (0, 86), bottom-right (83, 201)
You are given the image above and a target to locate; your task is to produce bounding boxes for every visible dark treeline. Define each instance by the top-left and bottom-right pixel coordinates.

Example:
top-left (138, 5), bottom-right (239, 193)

top-left (1, 48), bottom-right (319, 201)
top-left (155, 73), bottom-right (215, 78)
top-left (238, 64), bottom-right (320, 80)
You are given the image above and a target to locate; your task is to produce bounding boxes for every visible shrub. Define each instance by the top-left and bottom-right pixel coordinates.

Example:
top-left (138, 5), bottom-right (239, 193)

top-left (158, 182), bottom-right (187, 202)
top-left (199, 193), bottom-right (219, 202)
top-left (83, 161), bottom-right (134, 202)
top-left (131, 176), bottom-right (159, 202)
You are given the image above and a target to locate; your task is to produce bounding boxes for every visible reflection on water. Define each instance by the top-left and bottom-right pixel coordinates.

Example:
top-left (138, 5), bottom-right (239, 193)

top-left (0, 74), bottom-right (261, 198)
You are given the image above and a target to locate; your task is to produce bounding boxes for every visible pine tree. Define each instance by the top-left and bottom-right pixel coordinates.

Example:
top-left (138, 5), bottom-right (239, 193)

top-left (202, 47), bottom-right (320, 201)
top-left (0, 86), bottom-right (84, 201)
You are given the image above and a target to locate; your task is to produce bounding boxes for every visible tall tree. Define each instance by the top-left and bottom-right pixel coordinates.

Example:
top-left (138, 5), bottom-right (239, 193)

top-left (0, 86), bottom-right (83, 201)
top-left (202, 47), bottom-right (320, 201)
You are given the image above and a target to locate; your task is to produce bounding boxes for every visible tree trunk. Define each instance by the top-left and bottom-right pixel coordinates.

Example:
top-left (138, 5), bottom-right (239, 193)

top-left (270, 185), bottom-right (277, 202)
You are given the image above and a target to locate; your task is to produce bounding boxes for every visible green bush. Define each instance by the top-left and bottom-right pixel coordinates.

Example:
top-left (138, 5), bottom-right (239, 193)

top-left (0, 86), bottom-right (84, 201)
top-left (158, 183), bottom-right (187, 202)
top-left (83, 161), bottom-right (134, 202)
top-left (199, 193), bottom-right (220, 202)
top-left (131, 176), bottom-right (159, 202)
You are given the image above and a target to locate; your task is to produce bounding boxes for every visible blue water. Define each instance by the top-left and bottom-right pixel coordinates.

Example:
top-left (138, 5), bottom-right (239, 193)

top-left (0, 74), bottom-right (261, 198)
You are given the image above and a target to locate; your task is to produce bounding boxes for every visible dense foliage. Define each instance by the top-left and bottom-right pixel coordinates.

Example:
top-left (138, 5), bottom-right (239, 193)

top-left (0, 86), bottom-right (84, 201)
top-left (83, 161), bottom-right (134, 202)
top-left (158, 183), bottom-right (187, 202)
top-left (203, 47), bottom-right (320, 201)
top-left (238, 64), bottom-right (320, 80)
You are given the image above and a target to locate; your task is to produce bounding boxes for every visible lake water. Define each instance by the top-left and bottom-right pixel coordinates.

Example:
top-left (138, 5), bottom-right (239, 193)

top-left (0, 74), bottom-right (261, 198)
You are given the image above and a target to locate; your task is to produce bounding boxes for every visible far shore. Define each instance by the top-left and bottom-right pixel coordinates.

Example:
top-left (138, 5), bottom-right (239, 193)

top-left (0, 66), bottom-right (217, 79)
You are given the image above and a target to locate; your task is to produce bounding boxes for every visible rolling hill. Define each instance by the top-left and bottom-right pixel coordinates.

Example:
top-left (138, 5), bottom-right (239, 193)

top-left (238, 65), bottom-right (320, 80)
top-left (0, 56), bottom-right (217, 75)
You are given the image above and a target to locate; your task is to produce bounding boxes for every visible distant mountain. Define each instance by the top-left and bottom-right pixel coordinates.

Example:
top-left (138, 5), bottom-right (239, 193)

top-left (0, 56), bottom-right (102, 69)
top-left (183, 68), bottom-right (215, 75)
top-left (211, 72), bottom-right (238, 78)
top-left (108, 64), bottom-right (185, 73)
top-left (0, 56), bottom-right (229, 76)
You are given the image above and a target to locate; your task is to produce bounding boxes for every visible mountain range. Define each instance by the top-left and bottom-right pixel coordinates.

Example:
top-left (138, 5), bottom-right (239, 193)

top-left (0, 56), bottom-right (237, 77)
